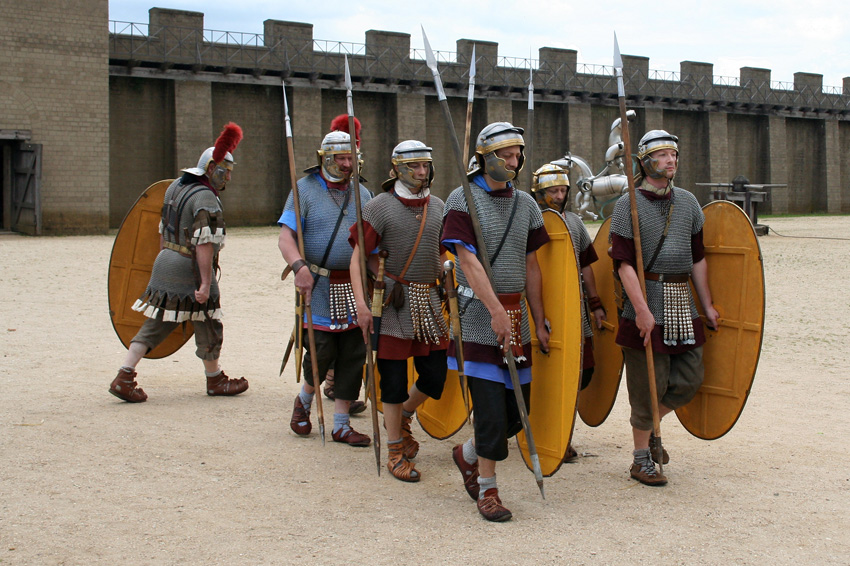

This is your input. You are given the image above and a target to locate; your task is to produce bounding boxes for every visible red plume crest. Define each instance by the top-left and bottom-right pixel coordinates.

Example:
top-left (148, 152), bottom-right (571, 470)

top-left (212, 122), bottom-right (243, 163)
top-left (330, 114), bottom-right (361, 148)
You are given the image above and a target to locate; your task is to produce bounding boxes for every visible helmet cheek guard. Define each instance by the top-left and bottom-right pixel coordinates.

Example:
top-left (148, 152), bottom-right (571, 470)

top-left (472, 122), bottom-right (525, 182)
top-left (637, 129), bottom-right (679, 180)
top-left (531, 164), bottom-right (570, 213)
top-left (317, 131), bottom-right (358, 183)
top-left (386, 140), bottom-right (434, 191)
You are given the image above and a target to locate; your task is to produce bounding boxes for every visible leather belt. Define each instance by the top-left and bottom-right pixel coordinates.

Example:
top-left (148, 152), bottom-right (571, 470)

top-left (457, 285), bottom-right (526, 300)
top-left (644, 272), bottom-right (690, 283)
top-left (308, 263), bottom-right (331, 278)
top-left (163, 241), bottom-right (192, 257)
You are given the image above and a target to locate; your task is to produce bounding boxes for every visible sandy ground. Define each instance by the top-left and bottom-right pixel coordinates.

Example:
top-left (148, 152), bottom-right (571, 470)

top-left (1, 215), bottom-right (849, 566)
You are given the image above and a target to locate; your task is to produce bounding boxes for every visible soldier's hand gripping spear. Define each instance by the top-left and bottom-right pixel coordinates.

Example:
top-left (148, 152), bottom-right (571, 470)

top-left (370, 250), bottom-right (389, 359)
top-left (345, 55), bottom-right (382, 475)
top-left (282, 79), bottom-right (326, 445)
top-left (443, 260), bottom-right (471, 424)
top-left (614, 33), bottom-right (664, 472)
top-left (422, 27), bottom-right (545, 499)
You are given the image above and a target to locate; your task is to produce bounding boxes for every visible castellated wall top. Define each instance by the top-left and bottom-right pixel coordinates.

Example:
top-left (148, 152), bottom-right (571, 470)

top-left (108, 8), bottom-right (849, 117)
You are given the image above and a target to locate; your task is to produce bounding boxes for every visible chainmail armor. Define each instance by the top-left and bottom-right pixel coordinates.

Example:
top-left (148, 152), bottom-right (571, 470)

top-left (284, 173), bottom-right (372, 322)
top-left (445, 186), bottom-right (544, 348)
top-left (365, 193), bottom-right (448, 343)
top-left (132, 178), bottom-right (225, 322)
top-left (610, 186), bottom-right (705, 340)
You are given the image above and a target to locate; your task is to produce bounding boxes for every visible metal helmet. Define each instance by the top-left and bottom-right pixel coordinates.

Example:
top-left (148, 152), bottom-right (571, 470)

top-left (637, 129), bottom-right (679, 180)
top-left (182, 146), bottom-right (235, 191)
top-left (384, 140), bottom-right (434, 191)
top-left (472, 122), bottom-right (525, 182)
top-left (317, 130), bottom-right (358, 183)
top-left (531, 163), bottom-right (570, 212)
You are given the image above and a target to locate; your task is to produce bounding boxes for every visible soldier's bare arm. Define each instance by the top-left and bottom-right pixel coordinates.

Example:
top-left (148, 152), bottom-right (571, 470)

top-left (691, 258), bottom-right (719, 330)
top-left (278, 225), bottom-right (314, 300)
top-left (581, 265), bottom-right (607, 328)
top-left (349, 242), bottom-right (373, 341)
top-left (617, 262), bottom-right (654, 346)
top-left (194, 242), bottom-right (213, 304)
top-left (525, 251), bottom-right (549, 353)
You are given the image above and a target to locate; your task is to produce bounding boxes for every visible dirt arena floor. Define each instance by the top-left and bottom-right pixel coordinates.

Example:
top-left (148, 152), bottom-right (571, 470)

top-left (1, 215), bottom-right (848, 565)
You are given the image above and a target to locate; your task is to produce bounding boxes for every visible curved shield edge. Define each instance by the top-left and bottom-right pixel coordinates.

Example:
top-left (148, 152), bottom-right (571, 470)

top-left (108, 179), bottom-right (194, 359)
top-left (676, 200), bottom-right (765, 440)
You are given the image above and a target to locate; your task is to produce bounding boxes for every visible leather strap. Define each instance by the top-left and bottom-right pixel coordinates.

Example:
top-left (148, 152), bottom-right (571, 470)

top-left (395, 202), bottom-right (428, 281)
top-left (644, 272), bottom-right (690, 283)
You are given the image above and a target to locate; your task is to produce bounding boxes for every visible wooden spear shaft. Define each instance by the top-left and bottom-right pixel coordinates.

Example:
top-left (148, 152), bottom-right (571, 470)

top-left (614, 34), bottom-right (664, 472)
top-left (423, 27), bottom-right (544, 498)
top-left (345, 55), bottom-right (382, 475)
top-left (282, 80), bottom-right (326, 445)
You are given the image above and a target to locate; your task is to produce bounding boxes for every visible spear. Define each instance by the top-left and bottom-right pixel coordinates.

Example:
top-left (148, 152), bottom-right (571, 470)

top-left (462, 45), bottom-right (476, 164)
top-left (525, 58), bottom-right (534, 191)
top-left (422, 27), bottom-right (544, 499)
top-left (282, 79), bottom-right (326, 444)
top-left (613, 33), bottom-right (664, 472)
top-left (345, 55), bottom-right (382, 475)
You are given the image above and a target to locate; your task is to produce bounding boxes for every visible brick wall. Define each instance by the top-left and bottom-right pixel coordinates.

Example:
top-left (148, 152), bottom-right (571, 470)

top-left (0, 0), bottom-right (109, 233)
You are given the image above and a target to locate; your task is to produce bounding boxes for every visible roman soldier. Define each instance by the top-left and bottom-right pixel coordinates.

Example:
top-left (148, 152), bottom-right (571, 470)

top-left (531, 164), bottom-right (607, 394)
top-left (609, 130), bottom-right (719, 485)
top-left (109, 122), bottom-right (249, 402)
top-left (442, 122), bottom-right (550, 521)
top-left (349, 140), bottom-right (448, 482)
top-left (278, 128), bottom-right (373, 446)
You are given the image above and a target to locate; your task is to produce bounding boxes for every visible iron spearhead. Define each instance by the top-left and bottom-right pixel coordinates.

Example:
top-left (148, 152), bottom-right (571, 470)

top-left (467, 44), bottom-right (476, 103)
top-left (613, 32), bottom-right (625, 97)
top-left (282, 79), bottom-right (293, 139)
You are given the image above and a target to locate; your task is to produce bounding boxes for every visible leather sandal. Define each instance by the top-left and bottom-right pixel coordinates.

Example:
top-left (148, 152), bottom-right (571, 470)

top-left (290, 395), bottom-right (312, 436)
top-left (400, 414), bottom-right (420, 459)
top-left (323, 373), bottom-right (335, 400)
top-left (452, 444), bottom-right (480, 500)
top-left (332, 425), bottom-right (371, 447)
top-left (477, 488), bottom-right (512, 522)
top-left (206, 371), bottom-right (249, 396)
top-left (109, 369), bottom-right (147, 403)
top-left (387, 442), bottom-right (420, 482)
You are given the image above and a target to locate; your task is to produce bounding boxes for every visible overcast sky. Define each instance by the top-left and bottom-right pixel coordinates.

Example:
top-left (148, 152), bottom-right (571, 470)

top-left (109, 0), bottom-right (848, 88)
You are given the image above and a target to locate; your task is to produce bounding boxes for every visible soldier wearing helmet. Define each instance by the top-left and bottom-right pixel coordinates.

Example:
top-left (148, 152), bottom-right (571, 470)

top-left (277, 123), bottom-right (374, 448)
top-left (609, 129), bottom-right (719, 486)
top-left (442, 122), bottom-right (551, 522)
top-left (348, 140), bottom-right (448, 482)
top-left (109, 122), bottom-right (249, 403)
top-left (531, 164), bottom-right (607, 453)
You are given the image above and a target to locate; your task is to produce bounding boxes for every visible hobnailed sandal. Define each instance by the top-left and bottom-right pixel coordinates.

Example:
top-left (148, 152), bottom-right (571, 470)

top-left (400, 414), bottom-right (420, 459)
top-left (452, 444), bottom-right (480, 500)
top-left (290, 395), bottom-right (312, 436)
top-left (206, 371), bottom-right (249, 396)
top-left (387, 442), bottom-right (420, 482)
top-left (109, 369), bottom-right (148, 403)
top-left (477, 488), bottom-right (512, 522)
top-left (332, 425), bottom-right (371, 447)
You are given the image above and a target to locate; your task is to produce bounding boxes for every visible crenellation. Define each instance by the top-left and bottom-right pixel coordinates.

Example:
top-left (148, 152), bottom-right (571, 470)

top-left (3, 3), bottom-right (849, 234)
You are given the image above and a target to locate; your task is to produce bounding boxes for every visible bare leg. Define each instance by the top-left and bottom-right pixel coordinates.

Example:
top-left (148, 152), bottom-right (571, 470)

top-left (384, 402), bottom-right (402, 440)
top-left (632, 404), bottom-right (673, 449)
top-left (121, 342), bottom-right (148, 369)
top-left (401, 384), bottom-right (429, 414)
